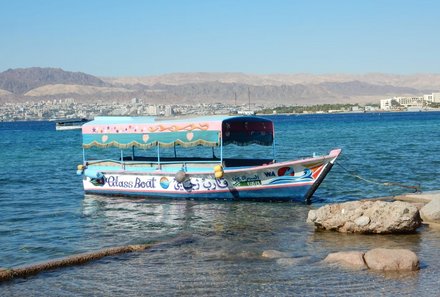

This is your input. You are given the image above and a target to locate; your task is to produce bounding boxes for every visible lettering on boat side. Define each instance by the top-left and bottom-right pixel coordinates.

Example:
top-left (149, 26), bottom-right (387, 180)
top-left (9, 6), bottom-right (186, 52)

top-left (264, 171), bottom-right (276, 177)
top-left (91, 175), bottom-right (230, 192)
top-left (104, 175), bottom-right (156, 189)
top-left (173, 178), bottom-right (229, 191)
top-left (232, 175), bottom-right (262, 187)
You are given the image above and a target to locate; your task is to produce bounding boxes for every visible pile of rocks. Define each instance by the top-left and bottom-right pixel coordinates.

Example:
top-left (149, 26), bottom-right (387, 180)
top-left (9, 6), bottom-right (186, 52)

top-left (302, 191), bottom-right (440, 274)
top-left (324, 248), bottom-right (419, 271)
top-left (261, 248), bottom-right (419, 272)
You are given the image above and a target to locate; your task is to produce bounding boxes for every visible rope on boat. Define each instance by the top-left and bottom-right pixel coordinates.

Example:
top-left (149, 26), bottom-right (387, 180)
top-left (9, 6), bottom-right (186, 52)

top-left (335, 161), bottom-right (421, 193)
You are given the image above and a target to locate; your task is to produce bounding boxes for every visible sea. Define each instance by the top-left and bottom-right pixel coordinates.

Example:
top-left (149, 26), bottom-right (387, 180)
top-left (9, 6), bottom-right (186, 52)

top-left (1, 112), bottom-right (440, 296)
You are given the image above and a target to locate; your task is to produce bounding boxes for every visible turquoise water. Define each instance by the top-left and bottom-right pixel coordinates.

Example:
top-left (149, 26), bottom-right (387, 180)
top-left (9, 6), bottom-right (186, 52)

top-left (1, 112), bottom-right (440, 296)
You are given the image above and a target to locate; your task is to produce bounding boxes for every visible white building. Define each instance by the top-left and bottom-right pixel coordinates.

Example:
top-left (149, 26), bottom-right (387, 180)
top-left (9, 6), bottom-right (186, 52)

top-left (381, 92), bottom-right (440, 110)
top-left (147, 105), bottom-right (159, 116)
top-left (164, 105), bottom-right (173, 117)
top-left (424, 92), bottom-right (440, 103)
top-left (380, 96), bottom-right (424, 110)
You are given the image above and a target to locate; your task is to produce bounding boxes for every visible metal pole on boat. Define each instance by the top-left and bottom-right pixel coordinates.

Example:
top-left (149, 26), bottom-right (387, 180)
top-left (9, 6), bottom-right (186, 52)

top-left (82, 148), bottom-right (86, 164)
top-left (220, 136), bottom-right (223, 163)
top-left (157, 142), bottom-right (161, 168)
top-left (132, 146), bottom-right (135, 161)
top-left (272, 136), bottom-right (276, 161)
top-left (120, 150), bottom-right (124, 168)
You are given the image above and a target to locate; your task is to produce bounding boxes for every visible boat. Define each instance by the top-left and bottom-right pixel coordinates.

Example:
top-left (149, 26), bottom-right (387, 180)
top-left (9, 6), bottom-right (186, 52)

top-left (77, 116), bottom-right (341, 202)
top-left (55, 118), bottom-right (90, 130)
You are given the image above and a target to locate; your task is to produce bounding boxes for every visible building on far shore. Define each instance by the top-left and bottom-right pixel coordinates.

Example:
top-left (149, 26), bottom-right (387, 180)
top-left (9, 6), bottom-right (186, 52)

top-left (424, 92), bottom-right (440, 103)
top-left (380, 92), bottom-right (440, 110)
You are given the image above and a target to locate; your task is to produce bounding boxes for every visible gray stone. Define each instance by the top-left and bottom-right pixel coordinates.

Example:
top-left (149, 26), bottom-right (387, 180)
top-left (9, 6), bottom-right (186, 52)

top-left (354, 216), bottom-right (370, 227)
top-left (307, 200), bottom-right (421, 233)
top-left (420, 197), bottom-right (440, 223)
top-left (276, 257), bottom-right (303, 266)
top-left (364, 248), bottom-right (419, 271)
top-left (307, 210), bottom-right (317, 222)
top-left (324, 251), bottom-right (367, 269)
top-left (261, 250), bottom-right (291, 259)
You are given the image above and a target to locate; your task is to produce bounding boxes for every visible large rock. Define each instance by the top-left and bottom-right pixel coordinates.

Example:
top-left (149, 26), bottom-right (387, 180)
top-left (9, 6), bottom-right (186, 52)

top-left (364, 248), bottom-right (419, 271)
top-left (323, 251), bottom-right (367, 269)
top-left (307, 200), bottom-right (421, 233)
top-left (323, 249), bottom-right (419, 272)
top-left (420, 197), bottom-right (440, 223)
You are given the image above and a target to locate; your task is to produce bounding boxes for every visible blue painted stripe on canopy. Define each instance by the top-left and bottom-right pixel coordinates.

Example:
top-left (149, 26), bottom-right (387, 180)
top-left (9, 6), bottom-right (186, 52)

top-left (83, 130), bottom-right (220, 149)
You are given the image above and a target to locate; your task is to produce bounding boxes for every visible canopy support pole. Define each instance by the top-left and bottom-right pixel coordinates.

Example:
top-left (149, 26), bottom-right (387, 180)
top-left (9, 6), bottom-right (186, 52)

top-left (157, 142), bottom-right (161, 169)
top-left (82, 148), bottom-right (86, 163)
top-left (220, 138), bottom-right (223, 164)
top-left (272, 137), bottom-right (276, 161)
top-left (132, 146), bottom-right (135, 161)
top-left (120, 150), bottom-right (124, 168)
top-left (174, 143), bottom-right (177, 158)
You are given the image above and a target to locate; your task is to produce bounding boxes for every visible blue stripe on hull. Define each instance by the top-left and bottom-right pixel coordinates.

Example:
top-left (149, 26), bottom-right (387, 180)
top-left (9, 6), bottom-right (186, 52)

top-left (84, 185), bottom-right (311, 202)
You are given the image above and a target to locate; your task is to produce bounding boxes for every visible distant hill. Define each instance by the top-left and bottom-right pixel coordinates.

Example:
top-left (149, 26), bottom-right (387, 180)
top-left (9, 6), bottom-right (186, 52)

top-left (103, 72), bottom-right (440, 90)
top-left (115, 80), bottom-right (418, 105)
top-left (0, 67), bottom-right (106, 95)
top-left (0, 88), bottom-right (12, 96)
top-left (24, 84), bottom-right (133, 96)
top-left (1, 68), bottom-right (439, 105)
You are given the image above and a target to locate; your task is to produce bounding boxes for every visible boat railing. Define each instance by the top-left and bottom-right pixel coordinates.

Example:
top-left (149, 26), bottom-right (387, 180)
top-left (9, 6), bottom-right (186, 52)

top-left (85, 157), bottom-right (275, 172)
top-left (85, 158), bottom-right (222, 170)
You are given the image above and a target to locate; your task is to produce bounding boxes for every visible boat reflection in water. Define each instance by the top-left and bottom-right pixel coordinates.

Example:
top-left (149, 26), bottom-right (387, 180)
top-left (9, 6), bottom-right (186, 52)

top-left (80, 193), bottom-right (314, 250)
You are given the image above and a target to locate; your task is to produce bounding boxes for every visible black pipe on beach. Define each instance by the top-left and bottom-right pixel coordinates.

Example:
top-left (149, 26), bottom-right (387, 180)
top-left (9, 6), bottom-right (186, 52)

top-left (0, 244), bottom-right (152, 282)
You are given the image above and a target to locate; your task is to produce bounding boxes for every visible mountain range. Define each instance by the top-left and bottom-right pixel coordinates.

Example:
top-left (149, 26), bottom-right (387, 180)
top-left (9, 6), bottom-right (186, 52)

top-left (1, 67), bottom-right (439, 105)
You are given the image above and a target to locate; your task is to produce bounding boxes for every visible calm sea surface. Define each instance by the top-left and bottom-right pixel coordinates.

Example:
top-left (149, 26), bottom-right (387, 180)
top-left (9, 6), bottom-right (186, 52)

top-left (1, 112), bottom-right (440, 296)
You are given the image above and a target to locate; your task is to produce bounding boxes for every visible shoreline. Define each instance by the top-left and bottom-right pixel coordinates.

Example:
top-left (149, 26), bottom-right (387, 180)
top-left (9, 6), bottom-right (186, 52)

top-left (1, 109), bottom-right (440, 123)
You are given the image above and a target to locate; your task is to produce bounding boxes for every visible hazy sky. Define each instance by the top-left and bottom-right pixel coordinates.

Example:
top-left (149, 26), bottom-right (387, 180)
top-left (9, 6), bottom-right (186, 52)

top-left (1, 0), bottom-right (439, 76)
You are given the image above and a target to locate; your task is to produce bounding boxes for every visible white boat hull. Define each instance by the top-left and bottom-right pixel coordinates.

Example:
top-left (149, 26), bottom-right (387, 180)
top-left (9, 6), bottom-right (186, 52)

top-left (81, 149), bottom-right (341, 202)
top-left (56, 125), bottom-right (83, 131)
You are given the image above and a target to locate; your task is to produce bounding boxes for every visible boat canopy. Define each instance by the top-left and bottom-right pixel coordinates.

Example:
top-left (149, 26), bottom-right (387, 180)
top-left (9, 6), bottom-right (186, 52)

top-left (82, 116), bottom-right (274, 149)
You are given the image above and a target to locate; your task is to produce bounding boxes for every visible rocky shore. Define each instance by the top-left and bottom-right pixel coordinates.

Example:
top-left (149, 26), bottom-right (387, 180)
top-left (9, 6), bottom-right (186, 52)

top-left (303, 191), bottom-right (440, 272)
